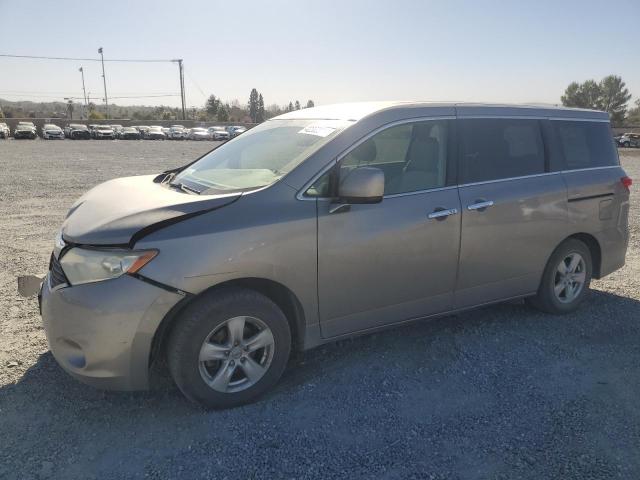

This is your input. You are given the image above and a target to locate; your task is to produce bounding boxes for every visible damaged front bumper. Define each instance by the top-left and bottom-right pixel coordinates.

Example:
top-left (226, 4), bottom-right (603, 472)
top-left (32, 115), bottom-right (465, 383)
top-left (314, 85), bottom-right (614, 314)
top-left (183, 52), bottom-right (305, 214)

top-left (38, 272), bottom-right (183, 390)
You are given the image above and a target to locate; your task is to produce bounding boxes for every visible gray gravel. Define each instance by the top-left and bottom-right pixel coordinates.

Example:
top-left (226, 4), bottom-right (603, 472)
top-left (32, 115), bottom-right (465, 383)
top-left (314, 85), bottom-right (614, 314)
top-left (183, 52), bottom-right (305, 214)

top-left (1, 139), bottom-right (640, 480)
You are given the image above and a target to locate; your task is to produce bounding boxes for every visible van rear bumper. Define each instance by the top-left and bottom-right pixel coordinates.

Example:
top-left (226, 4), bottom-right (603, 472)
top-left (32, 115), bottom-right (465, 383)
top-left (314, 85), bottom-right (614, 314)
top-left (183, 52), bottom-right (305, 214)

top-left (595, 202), bottom-right (630, 278)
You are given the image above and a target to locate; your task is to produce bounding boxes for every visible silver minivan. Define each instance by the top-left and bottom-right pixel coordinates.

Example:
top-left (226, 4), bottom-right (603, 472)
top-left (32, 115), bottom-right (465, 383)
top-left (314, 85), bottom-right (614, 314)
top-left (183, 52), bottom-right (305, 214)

top-left (39, 102), bottom-right (631, 408)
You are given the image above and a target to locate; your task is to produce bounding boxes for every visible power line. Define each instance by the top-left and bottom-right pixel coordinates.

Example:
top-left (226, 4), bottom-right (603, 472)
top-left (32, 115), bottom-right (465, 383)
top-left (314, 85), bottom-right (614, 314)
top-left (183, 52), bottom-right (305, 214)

top-left (0, 93), bottom-right (180, 100)
top-left (184, 67), bottom-right (206, 98)
top-left (110, 94), bottom-right (180, 99)
top-left (0, 53), bottom-right (177, 63)
top-left (0, 90), bottom-right (179, 95)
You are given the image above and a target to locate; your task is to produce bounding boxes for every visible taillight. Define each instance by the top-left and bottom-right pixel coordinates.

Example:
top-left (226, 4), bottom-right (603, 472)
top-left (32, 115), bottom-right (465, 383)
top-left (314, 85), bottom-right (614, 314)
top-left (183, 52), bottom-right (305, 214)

top-left (621, 176), bottom-right (632, 191)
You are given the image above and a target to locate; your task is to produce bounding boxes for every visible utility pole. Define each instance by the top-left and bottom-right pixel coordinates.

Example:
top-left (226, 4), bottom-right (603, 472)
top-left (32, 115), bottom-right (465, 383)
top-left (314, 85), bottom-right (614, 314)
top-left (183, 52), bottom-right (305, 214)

top-left (79, 67), bottom-right (88, 119)
top-left (174, 59), bottom-right (186, 120)
top-left (98, 47), bottom-right (109, 119)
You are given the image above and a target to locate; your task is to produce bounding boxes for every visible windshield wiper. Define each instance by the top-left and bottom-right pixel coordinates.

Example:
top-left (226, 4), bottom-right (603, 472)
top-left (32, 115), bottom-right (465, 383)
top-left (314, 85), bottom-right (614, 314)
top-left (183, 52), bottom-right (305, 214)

top-left (169, 182), bottom-right (201, 195)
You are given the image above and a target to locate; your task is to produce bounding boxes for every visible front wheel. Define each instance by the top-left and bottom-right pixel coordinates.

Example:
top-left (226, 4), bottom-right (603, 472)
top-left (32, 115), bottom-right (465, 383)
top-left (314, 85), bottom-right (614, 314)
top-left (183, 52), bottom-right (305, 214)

top-left (167, 288), bottom-right (291, 409)
top-left (527, 239), bottom-right (592, 314)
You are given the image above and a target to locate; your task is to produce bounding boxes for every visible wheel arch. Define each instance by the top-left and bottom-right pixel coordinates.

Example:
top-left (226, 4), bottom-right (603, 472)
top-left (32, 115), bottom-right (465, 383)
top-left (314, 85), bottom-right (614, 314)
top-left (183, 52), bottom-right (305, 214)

top-left (149, 277), bottom-right (307, 370)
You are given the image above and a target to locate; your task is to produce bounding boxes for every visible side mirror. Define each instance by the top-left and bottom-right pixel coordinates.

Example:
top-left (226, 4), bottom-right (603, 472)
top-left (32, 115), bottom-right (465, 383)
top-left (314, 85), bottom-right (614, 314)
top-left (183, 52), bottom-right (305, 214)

top-left (337, 167), bottom-right (384, 204)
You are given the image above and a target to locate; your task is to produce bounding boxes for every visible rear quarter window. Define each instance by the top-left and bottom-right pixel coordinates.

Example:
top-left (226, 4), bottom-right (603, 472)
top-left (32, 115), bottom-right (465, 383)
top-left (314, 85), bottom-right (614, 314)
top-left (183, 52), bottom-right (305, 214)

top-left (551, 120), bottom-right (618, 170)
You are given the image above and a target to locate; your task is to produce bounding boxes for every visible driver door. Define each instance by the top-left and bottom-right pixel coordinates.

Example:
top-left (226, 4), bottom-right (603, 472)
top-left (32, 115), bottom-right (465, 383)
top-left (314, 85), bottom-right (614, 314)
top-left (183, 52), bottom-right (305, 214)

top-left (315, 119), bottom-right (461, 338)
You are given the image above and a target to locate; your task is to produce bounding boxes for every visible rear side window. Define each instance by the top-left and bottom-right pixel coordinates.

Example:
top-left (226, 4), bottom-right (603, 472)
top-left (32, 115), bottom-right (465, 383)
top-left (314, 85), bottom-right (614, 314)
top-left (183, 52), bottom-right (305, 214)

top-left (552, 121), bottom-right (618, 170)
top-left (460, 119), bottom-right (545, 183)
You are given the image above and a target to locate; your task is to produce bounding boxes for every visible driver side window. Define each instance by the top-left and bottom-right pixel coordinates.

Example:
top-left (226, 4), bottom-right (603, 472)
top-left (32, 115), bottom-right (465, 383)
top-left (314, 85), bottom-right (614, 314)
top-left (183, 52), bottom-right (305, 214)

top-left (340, 120), bottom-right (449, 196)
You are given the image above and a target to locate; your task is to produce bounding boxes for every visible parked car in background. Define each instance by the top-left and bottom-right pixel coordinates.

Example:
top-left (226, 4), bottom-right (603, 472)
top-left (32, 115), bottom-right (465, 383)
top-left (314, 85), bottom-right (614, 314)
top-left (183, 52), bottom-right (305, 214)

top-left (208, 126), bottom-right (230, 141)
top-left (226, 125), bottom-right (247, 138)
top-left (42, 124), bottom-right (64, 140)
top-left (187, 127), bottom-right (210, 141)
top-left (36, 102), bottom-right (631, 409)
top-left (13, 122), bottom-right (37, 139)
top-left (92, 125), bottom-right (115, 140)
top-left (120, 127), bottom-right (140, 140)
top-left (65, 124), bottom-right (91, 140)
top-left (168, 126), bottom-right (187, 140)
top-left (111, 125), bottom-right (124, 139)
top-left (146, 126), bottom-right (166, 140)
top-left (137, 126), bottom-right (151, 139)
top-left (161, 127), bottom-right (171, 137)
top-left (0, 122), bottom-right (9, 138)
top-left (619, 133), bottom-right (640, 148)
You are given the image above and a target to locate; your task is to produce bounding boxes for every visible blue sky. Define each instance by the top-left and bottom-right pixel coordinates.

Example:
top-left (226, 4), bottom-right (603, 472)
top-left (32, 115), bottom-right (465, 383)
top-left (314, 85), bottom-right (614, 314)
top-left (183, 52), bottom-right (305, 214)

top-left (0, 0), bottom-right (638, 108)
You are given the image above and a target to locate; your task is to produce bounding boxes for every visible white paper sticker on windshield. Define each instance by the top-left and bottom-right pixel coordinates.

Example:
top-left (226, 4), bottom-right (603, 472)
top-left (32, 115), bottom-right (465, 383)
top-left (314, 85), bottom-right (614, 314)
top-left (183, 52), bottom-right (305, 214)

top-left (298, 123), bottom-right (338, 138)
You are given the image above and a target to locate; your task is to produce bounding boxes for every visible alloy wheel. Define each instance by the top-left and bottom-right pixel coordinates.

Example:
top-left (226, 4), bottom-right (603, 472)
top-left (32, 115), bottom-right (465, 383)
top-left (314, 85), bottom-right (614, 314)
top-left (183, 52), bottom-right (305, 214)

top-left (553, 252), bottom-right (586, 304)
top-left (198, 316), bottom-right (275, 393)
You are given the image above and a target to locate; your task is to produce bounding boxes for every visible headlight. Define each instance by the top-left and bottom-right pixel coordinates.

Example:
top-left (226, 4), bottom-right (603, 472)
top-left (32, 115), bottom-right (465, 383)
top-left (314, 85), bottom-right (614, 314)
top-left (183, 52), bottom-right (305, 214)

top-left (59, 248), bottom-right (158, 285)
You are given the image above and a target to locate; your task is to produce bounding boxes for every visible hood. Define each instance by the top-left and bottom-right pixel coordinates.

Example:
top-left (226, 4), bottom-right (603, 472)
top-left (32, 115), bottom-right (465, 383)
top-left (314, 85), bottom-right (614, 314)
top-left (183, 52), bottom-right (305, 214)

top-left (61, 174), bottom-right (240, 246)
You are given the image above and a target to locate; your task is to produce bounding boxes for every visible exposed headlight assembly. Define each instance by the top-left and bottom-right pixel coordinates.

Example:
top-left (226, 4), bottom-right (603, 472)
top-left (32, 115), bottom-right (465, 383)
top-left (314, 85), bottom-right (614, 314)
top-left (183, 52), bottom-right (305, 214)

top-left (59, 248), bottom-right (157, 285)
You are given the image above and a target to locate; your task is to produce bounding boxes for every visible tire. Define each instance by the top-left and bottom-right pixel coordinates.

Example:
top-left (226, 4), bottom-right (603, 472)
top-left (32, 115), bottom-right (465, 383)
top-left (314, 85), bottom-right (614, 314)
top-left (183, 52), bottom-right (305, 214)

top-left (623, 142), bottom-right (630, 148)
top-left (527, 238), bottom-right (592, 314)
top-left (167, 288), bottom-right (291, 409)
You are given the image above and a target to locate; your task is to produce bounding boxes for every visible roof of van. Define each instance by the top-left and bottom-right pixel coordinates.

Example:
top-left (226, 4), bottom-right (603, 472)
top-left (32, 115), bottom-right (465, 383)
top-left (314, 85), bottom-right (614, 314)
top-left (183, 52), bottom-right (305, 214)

top-left (273, 101), bottom-right (609, 121)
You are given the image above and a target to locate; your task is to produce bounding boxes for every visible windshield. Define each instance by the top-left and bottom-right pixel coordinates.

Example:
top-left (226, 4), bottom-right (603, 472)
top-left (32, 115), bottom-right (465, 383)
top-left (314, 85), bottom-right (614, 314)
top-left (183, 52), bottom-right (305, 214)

top-left (173, 119), bottom-right (352, 194)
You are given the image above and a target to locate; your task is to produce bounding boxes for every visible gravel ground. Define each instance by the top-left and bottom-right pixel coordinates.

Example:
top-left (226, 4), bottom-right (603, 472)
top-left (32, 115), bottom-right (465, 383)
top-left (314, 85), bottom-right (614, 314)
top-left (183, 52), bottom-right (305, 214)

top-left (1, 139), bottom-right (639, 480)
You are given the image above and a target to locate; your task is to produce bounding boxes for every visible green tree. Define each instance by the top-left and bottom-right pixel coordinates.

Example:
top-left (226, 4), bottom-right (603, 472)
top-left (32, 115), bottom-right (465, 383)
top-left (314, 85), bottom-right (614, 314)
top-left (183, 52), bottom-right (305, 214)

top-left (295, 100), bottom-right (301, 110)
top-left (248, 88), bottom-right (259, 122)
top-left (599, 75), bottom-right (632, 126)
top-left (217, 103), bottom-right (229, 122)
top-left (627, 99), bottom-right (640, 125)
top-left (306, 100), bottom-right (315, 108)
top-left (561, 80), bottom-right (601, 109)
top-left (205, 94), bottom-right (220, 118)
top-left (561, 75), bottom-right (632, 126)
top-left (256, 94), bottom-right (265, 122)
top-left (89, 110), bottom-right (105, 120)
top-left (66, 101), bottom-right (74, 119)
top-left (288, 101), bottom-right (294, 112)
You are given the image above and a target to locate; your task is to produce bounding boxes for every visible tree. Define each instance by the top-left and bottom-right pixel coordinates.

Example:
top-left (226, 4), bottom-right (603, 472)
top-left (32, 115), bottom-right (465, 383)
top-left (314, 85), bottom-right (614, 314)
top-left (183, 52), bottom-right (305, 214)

top-left (561, 80), bottom-right (601, 109)
top-left (205, 94), bottom-right (220, 118)
top-left (295, 100), bottom-right (301, 110)
top-left (255, 94), bottom-right (265, 123)
top-left (561, 75), bottom-right (632, 126)
top-left (89, 110), bottom-right (105, 120)
top-left (217, 103), bottom-right (229, 122)
top-left (627, 99), bottom-right (640, 126)
top-left (288, 101), bottom-right (294, 112)
top-left (248, 88), bottom-right (259, 122)
top-left (306, 100), bottom-right (315, 108)
top-left (599, 75), bottom-right (632, 126)
top-left (66, 101), bottom-right (74, 119)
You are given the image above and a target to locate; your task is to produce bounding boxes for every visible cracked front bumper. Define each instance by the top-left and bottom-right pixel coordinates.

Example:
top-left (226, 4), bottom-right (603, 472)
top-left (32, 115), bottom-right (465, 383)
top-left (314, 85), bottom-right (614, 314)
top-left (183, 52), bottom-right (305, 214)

top-left (40, 273), bottom-right (183, 390)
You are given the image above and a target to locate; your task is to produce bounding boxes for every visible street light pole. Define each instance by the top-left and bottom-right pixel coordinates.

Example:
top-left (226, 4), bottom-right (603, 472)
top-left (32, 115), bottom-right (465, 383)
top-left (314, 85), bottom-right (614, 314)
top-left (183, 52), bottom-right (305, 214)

top-left (79, 67), bottom-right (88, 119)
top-left (98, 47), bottom-right (109, 119)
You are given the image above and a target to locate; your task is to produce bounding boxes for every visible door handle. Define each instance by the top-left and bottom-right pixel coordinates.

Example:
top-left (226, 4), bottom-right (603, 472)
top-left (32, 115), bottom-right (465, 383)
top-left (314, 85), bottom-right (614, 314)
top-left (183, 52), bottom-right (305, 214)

top-left (428, 208), bottom-right (458, 220)
top-left (467, 200), bottom-right (494, 211)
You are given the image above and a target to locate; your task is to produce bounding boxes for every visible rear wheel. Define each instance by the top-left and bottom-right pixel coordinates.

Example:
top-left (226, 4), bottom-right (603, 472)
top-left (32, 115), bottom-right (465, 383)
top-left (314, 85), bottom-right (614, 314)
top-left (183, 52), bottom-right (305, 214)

top-left (527, 239), bottom-right (592, 314)
top-left (167, 288), bottom-right (291, 409)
